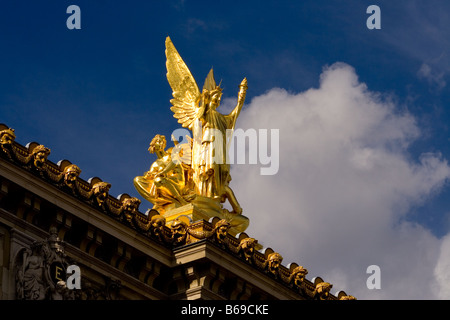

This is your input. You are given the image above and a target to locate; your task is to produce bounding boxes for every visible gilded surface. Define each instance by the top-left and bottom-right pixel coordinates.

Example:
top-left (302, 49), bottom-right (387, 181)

top-left (134, 37), bottom-right (249, 233)
top-left (134, 134), bottom-right (194, 212)
top-left (264, 252), bottom-right (283, 277)
top-left (289, 266), bottom-right (308, 288)
top-left (313, 281), bottom-right (333, 300)
top-left (0, 127), bottom-right (16, 158)
top-left (238, 237), bottom-right (258, 262)
top-left (63, 164), bottom-right (81, 188)
top-left (30, 145), bottom-right (51, 170)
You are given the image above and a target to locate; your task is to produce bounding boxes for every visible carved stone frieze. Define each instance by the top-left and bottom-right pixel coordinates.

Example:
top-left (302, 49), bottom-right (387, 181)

top-left (15, 228), bottom-right (76, 300)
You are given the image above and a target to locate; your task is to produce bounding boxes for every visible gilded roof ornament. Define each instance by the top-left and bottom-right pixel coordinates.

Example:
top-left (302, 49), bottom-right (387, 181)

top-left (313, 281), bottom-right (333, 300)
top-left (30, 144), bottom-right (51, 170)
top-left (0, 127), bottom-right (16, 159)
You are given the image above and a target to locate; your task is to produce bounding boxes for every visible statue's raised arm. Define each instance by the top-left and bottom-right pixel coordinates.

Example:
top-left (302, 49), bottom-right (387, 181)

top-left (226, 77), bottom-right (248, 131)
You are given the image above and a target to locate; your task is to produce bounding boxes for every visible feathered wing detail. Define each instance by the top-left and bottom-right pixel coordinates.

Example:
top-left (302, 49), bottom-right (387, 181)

top-left (165, 37), bottom-right (202, 130)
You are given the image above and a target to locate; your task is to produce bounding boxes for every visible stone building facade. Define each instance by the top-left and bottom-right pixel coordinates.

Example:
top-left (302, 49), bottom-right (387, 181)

top-left (0, 123), bottom-right (354, 300)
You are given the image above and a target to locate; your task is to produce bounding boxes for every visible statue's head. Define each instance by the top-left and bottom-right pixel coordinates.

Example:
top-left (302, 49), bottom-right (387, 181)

top-left (64, 164), bottom-right (81, 188)
top-left (31, 145), bottom-right (51, 169)
top-left (315, 282), bottom-right (333, 300)
top-left (290, 266), bottom-right (308, 286)
top-left (202, 68), bottom-right (222, 111)
top-left (151, 215), bottom-right (166, 229)
top-left (148, 135), bottom-right (167, 154)
top-left (170, 219), bottom-right (188, 245)
top-left (215, 219), bottom-right (231, 242)
top-left (121, 197), bottom-right (141, 221)
top-left (209, 87), bottom-right (222, 110)
top-left (239, 237), bottom-right (257, 262)
top-left (267, 252), bottom-right (283, 274)
top-left (201, 87), bottom-right (223, 111)
top-left (92, 181), bottom-right (111, 206)
top-left (0, 128), bottom-right (15, 146)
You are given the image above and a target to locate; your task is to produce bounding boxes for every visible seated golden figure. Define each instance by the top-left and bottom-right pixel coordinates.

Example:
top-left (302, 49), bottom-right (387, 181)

top-left (134, 134), bottom-right (194, 213)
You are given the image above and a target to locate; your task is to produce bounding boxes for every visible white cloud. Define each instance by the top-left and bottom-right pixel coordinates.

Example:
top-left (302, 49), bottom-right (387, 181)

top-left (229, 62), bottom-right (450, 299)
top-left (434, 234), bottom-right (450, 299)
top-left (418, 62), bottom-right (447, 90)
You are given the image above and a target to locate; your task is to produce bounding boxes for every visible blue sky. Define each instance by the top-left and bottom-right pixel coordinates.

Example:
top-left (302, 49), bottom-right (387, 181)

top-left (1, 1), bottom-right (450, 299)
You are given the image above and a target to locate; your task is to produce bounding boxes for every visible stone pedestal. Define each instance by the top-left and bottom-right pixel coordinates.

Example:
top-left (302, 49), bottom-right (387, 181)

top-left (162, 196), bottom-right (249, 236)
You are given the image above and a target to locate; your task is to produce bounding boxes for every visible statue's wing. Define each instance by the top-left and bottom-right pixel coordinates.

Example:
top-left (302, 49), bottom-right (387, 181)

top-left (165, 37), bottom-right (202, 130)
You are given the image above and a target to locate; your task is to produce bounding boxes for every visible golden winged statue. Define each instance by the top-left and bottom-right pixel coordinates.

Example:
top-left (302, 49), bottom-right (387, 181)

top-left (134, 37), bottom-right (249, 233)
